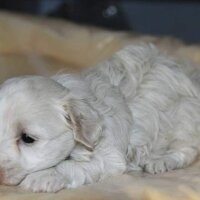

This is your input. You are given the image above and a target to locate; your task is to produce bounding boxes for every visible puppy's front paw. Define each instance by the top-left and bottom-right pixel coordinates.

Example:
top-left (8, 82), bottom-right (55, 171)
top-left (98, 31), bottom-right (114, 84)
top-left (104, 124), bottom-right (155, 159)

top-left (144, 157), bottom-right (176, 174)
top-left (20, 168), bottom-right (66, 192)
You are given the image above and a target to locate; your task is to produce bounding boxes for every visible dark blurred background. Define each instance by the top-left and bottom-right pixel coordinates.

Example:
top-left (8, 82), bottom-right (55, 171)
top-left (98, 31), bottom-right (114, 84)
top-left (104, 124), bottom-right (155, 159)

top-left (0, 0), bottom-right (200, 43)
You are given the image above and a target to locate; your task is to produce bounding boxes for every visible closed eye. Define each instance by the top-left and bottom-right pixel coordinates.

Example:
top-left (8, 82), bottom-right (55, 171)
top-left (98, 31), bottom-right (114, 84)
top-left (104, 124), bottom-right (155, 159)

top-left (65, 114), bottom-right (72, 123)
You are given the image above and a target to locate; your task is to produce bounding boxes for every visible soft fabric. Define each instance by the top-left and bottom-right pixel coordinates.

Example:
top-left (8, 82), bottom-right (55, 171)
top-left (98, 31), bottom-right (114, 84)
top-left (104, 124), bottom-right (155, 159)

top-left (1, 11), bottom-right (200, 200)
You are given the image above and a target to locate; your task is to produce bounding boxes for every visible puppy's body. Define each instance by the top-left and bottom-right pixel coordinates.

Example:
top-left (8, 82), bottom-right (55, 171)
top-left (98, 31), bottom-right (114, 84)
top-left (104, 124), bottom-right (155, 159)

top-left (54, 45), bottom-right (200, 173)
top-left (0, 45), bottom-right (200, 192)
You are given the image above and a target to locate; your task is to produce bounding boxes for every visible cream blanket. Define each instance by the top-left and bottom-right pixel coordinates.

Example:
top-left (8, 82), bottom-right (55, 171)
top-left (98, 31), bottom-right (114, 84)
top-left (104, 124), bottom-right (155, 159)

top-left (1, 11), bottom-right (200, 200)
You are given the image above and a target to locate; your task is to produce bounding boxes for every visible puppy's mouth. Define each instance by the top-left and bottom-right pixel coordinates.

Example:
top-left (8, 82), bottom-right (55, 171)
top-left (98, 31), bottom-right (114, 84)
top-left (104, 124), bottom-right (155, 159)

top-left (0, 154), bottom-right (72, 186)
top-left (0, 166), bottom-right (28, 186)
top-left (2, 176), bottom-right (25, 186)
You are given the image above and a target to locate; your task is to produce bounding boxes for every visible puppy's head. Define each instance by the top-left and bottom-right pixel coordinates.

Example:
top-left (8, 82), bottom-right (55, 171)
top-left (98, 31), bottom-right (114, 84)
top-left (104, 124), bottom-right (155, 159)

top-left (0, 76), bottom-right (99, 185)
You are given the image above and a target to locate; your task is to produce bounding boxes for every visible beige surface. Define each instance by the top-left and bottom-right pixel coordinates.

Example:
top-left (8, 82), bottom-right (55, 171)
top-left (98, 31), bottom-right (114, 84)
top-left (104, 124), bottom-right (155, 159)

top-left (1, 11), bottom-right (200, 200)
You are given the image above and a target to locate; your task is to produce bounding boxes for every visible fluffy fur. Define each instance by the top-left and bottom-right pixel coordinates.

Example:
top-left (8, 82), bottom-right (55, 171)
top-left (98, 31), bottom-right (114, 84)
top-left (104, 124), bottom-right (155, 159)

top-left (0, 44), bottom-right (200, 192)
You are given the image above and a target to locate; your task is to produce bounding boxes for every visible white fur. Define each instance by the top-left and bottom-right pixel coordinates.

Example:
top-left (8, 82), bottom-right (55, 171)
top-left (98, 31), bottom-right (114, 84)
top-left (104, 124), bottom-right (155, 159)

top-left (0, 44), bottom-right (200, 192)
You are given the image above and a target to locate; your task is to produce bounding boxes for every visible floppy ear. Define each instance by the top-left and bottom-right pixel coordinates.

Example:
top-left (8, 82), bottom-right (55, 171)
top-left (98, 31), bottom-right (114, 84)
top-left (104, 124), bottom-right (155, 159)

top-left (63, 99), bottom-right (102, 150)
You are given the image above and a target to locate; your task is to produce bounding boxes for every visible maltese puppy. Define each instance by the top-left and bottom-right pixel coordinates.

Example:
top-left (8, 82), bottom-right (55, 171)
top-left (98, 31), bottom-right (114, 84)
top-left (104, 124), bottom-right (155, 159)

top-left (0, 45), bottom-right (200, 192)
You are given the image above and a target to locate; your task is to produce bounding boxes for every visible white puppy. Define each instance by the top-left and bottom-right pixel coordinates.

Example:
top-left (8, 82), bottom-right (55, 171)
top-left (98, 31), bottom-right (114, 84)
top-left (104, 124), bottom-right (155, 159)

top-left (0, 45), bottom-right (200, 192)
